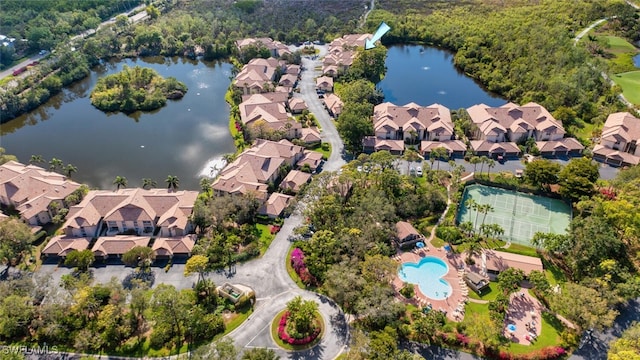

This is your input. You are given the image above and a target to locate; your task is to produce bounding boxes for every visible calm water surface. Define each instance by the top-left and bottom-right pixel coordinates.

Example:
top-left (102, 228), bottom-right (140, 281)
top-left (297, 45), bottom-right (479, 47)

top-left (0, 57), bottom-right (235, 190)
top-left (378, 45), bottom-right (504, 109)
top-left (634, 54), bottom-right (640, 68)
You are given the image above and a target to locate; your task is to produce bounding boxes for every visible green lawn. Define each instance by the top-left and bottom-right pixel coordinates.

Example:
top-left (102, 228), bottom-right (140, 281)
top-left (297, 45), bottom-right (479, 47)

top-left (612, 71), bottom-right (640, 106)
top-left (602, 35), bottom-right (637, 54)
top-left (541, 257), bottom-right (567, 286)
top-left (256, 223), bottom-right (275, 255)
top-left (309, 142), bottom-right (331, 160)
top-left (498, 243), bottom-right (539, 258)
top-left (507, 311), bottom-right (564, 354)
top-left (463, 294), bottom-right (563, 355)
top-left (467, 281), bottom-right (500, 301)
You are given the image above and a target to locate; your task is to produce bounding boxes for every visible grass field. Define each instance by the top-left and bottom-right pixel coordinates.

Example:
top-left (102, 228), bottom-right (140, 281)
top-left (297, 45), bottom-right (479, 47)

top-left (602, 35), bottom-right (638, 54)
top-left (613, 71), bottom-right (640, 106)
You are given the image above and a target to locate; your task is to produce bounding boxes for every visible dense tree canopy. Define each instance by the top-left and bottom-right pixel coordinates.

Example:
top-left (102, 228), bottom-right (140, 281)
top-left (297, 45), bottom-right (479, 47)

top-left (90, 65), bottom-right (187, 113)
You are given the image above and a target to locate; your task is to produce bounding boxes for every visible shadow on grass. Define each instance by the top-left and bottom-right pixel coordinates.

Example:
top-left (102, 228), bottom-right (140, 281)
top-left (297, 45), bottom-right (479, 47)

top-left (542, 311), bottom-right (565, 333)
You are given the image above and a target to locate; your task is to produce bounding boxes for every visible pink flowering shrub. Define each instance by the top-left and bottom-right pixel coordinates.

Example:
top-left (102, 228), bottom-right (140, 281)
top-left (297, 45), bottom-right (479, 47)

top-left (290, 248), bottom-right (317, 286)
top-left (277, 311), bottom-right (320, 345)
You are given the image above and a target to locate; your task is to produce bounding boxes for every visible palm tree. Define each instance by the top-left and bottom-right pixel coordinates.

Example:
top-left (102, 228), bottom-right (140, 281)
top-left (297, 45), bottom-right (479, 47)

top-left (479, 204), bottom-right (495, 229)
top-left (403, 148), bottom-right (421, 173)
top-left (466, 236), bottom-right (482, 263)
top-left (470, 156), bottom-right (481, 173)
top-left (49, 158), bottom-right (64, 172)
top-left (479, 156), bottom-right (489, 175)
top-left (459, 221), bottom-right (475, 237)
top-left (431, 147), bottom-right (449, 171)
top-left (63, 164), bottom-right (78, 178)
top-left (165, 175), bottom-right (180, 191)
top-left (29, 154), bottom-right (44, 165)
top-left (487, 159), bottom-right (496, 176)
top-left (466, 199), bottom-right (481, 230)
top-left (113, 176), bottom-right (128, 190)
top-left (199, 177), bottom-right (212, 193)
top-left (141, 178), bottom-right (157, 190)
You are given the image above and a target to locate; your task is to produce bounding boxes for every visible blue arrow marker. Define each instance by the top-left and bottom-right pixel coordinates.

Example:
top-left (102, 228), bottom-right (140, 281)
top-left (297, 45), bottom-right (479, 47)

top-left (365, 22), bottom-right (391, 50)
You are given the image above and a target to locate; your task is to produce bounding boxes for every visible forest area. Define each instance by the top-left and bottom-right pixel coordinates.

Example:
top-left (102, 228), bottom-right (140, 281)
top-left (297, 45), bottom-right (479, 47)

top-left (368, 0), bottom-right (639, 140)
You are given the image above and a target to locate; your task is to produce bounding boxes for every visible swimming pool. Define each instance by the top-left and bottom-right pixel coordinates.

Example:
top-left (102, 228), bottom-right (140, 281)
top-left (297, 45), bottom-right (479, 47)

top-left (398, 256), bottom-right (452, 300)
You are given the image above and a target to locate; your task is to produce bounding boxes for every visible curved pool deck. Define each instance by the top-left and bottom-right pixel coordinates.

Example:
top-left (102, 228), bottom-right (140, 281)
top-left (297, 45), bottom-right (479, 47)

top-left (393, 242), bottom-right (470, 322)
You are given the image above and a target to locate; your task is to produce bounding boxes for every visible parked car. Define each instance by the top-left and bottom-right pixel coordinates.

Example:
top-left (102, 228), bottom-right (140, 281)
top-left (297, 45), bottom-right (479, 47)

top-left (416, 166), bottom-right (423, 177)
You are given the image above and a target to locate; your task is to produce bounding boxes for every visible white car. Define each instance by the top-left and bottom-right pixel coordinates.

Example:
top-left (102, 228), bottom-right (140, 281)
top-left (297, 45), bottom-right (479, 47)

top-left (416, 166), bottom-right (423, 177)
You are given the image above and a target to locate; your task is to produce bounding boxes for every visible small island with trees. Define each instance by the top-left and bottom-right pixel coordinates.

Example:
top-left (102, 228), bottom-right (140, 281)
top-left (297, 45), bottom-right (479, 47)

top-left (90, 65), bottom-right (187, 113)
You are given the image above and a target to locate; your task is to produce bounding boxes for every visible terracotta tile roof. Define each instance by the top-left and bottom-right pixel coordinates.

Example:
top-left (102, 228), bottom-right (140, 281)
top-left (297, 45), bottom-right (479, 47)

top-left (235, 37), bottom-right (291, 56)
top-left (42, 235), bottom-right (91, 256)
top-left (64, 189), bottom-right (197, 230)
top-left (322, 65), bottom-right (338, 76)
top-left (92, 235), bottom-right (150, 256)
top-left (536, 138), bottom-right (584, 153)
top-left (421, 140), bottom-right (467, 154)
top-left (300, 127), bottom-right (321, 143)
top-left (323, 93), bottom-right (343, 116)
top-left (472, 250), bottom-right (543, 275)
top-left (212, 139), bottom-right (305, 198)
top-left (0, 161), bottom-right (81, 222)
top-left (297, 150), bottom-right (323, 170)
top-left (372, 102), bottom-right (453, 138)
top-left (470, 140), bottom-right (520, 154)
top-left (239, 93), bottom-right (300, 132)
top-left (601, 112), bottom-right (640, 144)
top-left (234, 58), bottom-right (282, 90)
top-left (468, 102), bottom-right (566, 140)
top-left (279, 73), bottom-right (298, 87)
top-left (593, 144), bottom-right (640, 165)
top-left (152, 235), bottom-right (196, 256)
top-left (259, 192), bottom-right (293, 217)
top-left (286, 64), bottom-right (301, 76)
top-left (288, 98), bottom-right (308, 112)
top-left (316, 76), bottom-right (333, 88)
top-left (372, 139), bottom-right (405, 152)
top-left (328, 33), bottom-right (372, 51)
top-left (280, 170), bottom-right (311, 193)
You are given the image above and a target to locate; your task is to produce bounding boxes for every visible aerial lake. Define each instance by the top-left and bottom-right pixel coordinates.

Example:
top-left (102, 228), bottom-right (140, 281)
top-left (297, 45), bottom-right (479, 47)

top-left (0, 57), bottom-right (235, 190)
top-left (377, 45), bottom-right (504, 109)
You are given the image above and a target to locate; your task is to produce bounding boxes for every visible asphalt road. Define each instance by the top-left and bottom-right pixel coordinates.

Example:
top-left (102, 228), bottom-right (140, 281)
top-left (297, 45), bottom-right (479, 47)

top-left (0, 4), bottom-right (146, 82)
top-left (34, 45), bottom-right (351, 359)
top-left (294, 45), bottom-right (349, 171)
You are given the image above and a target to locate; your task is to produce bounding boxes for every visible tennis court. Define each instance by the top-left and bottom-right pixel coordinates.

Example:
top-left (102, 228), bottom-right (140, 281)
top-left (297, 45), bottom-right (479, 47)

top-left (457, 184), bottom-right (572, 246)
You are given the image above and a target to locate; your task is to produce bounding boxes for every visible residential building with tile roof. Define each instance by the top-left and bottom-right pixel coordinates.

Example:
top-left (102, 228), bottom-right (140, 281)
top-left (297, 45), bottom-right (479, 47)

top-left (61, 188), bottom-right (198, 239)
top-left (239, 93), bottom-right (301, 138)
top-left (259, 192), bottom-right (294, 218)
top-left (593, 112), bottom-right (640, 166)
top-left (235, 37), bottom-right (292, 58)
top-left (0, 161), bottom-right (81, 226)
top-left (280, 170), bottom-right (312, 193)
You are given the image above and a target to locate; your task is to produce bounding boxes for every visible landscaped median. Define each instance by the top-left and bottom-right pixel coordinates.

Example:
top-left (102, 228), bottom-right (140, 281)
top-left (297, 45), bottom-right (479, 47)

top-left (270, 296), bottom-right (324, 351)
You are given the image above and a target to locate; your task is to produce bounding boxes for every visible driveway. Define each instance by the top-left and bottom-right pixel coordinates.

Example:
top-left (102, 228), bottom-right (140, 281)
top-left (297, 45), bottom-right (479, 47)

top-left (395, 157), bottom-right (619, 180)
top-left (294, 46), bottom-right (349, 171)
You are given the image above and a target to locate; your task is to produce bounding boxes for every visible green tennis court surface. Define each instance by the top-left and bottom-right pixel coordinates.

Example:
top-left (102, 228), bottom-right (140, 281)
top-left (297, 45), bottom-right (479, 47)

top-left (457, 184), bottom-right (572, 246)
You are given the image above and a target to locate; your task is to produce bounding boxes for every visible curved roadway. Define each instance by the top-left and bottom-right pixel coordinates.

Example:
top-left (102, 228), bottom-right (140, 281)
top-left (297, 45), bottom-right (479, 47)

top-left (205, 51), bottom-right (349, 359)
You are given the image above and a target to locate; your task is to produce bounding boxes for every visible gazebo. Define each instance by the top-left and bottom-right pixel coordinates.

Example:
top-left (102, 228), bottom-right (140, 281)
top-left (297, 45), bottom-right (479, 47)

top-left (465, 272), bottom-right (490, 294)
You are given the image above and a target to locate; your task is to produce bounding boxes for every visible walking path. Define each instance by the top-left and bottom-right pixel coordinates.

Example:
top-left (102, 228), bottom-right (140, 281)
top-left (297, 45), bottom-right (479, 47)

top-left (573, 17), bottom-right (636, 109)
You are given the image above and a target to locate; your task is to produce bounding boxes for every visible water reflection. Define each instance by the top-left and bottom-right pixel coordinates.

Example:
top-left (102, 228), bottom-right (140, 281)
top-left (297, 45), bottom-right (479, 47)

top-left (0, 58), bottom-right (236, 190)
top-left (377, 45), bottom-right (504, 109)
